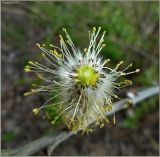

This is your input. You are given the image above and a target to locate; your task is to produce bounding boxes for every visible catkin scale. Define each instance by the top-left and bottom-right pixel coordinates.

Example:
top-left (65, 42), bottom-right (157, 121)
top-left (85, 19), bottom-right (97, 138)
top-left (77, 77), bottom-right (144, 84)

top-left (24, 27), bottom-right (139, 133)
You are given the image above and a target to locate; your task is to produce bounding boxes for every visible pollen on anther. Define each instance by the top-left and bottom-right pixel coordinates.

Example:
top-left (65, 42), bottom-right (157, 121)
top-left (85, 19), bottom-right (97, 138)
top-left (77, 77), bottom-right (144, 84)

top-left (24, 68), bottom-right (30, 72)
top-left (102, 44), bottom-right (106, 47)
top-left (49, 44), bottom-right (54, 47)
top-left (84, 48), bottom-right (87, 53)
top-left (28, 61), bottom-right (34, 64)
top-left (63, 27), bottom-right (67, 32)
top-left (93, 27), bottom-right (96, 32)
top-left (32, 108), bottom-right (40, 115)
top-left (136, 69), bottom-right (140, 72)
top-left (36, 43), bottom-right (41, 48)
top-left (42, 53), bottom-right (45, 57)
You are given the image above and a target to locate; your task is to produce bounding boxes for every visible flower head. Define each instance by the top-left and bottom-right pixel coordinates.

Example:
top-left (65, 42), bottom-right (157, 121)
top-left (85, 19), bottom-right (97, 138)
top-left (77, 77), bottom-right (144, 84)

top-left (24, 27), bottom-right (140, 133)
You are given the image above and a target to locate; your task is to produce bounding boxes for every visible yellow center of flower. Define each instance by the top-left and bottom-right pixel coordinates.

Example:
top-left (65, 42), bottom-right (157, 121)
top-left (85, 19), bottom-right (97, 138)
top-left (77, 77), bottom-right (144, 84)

top-left (76, 65), bottom-right (99, 86)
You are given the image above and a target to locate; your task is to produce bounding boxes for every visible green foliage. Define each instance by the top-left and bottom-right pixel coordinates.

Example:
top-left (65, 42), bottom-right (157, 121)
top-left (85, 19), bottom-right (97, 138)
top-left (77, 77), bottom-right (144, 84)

top-left (3, 2), bottom-right (158, 64)
top-left (122, 96), bottom-right (158, 128)
top-left (136, 65), bottom-right (158, 85)
top-left (2, 22), bottom-right (27, 50)
top-left (98, 2), bottom-right (138, 43)
top-left (102, 40), bottom-right (123, 62)
top-left (45, 104), bottom-right (62, 126)
top-left (26, 2), bottom-right (158, 127)
top-left (44, 91), bottom-right (62, 126)
top-left (2, 1), bottom-right (158, 128)
top-left (2, 131), bottom-right (15, 144)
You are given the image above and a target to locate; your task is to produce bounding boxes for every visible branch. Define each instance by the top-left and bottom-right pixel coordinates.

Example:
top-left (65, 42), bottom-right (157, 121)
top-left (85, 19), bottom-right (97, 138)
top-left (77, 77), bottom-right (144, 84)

top-left (2, 86), bottom-right (159, 156)
top-left (110, 36), bottom-right (158, 65)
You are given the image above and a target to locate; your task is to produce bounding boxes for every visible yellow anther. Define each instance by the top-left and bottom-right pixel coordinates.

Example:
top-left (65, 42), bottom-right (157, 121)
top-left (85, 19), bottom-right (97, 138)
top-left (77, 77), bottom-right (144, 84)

top-left (32, 84), bottom-right (37, 87)
top-left (49, 44), bottom-right (54, 47)
top-left (50, 49), bottom-right (54, 53)
top-left (51, 116), bottom-right (59, 125)
top-left (126, 99), bottom-right (132, 106)
top-left (84, 48), bottom-right (87, 53)
top-left (36, 43), bottom-right (41, 48)
top-left (125, 80), bottom-right (132, 85)
top-left (93, 27), bottom-right (96, 32)
top-left (24, 89), bottom-right (37, 96)
top-left (103, 104), bottom-right (107, 111)
top-left (42, 44), bottom-right (46, 47)
top-left (100, 105), bottom-right (103, 112)
top-left (124, 99), bottom-right (133, 108)
top-left (63, 27), bottom-right (67, 32)
top-left (59, 54), bottom-right (62, 59)
top-left (113, 116), bottom-right (116, 124)
top-left (104, 117), bottom-right (109, 123)
top-left (66, 40), bottom-right (69, 43)
top-left (36, 73), bottom-right (43, 79)
top-left (42, 53), bottom-right (45, 57)
top-left (23, 92), bottom-right (30, 96)
top-left (106, 104), bottom-right (112, 111)
top-left (100, 123), bottom-right (104, 128)
top-left (102, 43), bottom-right (106, 47)
top-left (31, 89), bottom-right (36, 92)
top-left (120, 72), bottom-right (126, 76)
top-left (24, 67), bottom-right (30, 72)
top-left (103, 30), bottom-right (106, 35)
top-left (51, 121), bottom-right (55, 125)
top-left (32, 108), bottom-right (40, 115)
top-left (136, 69), bottom-right (140, 72)
top-left (85, 128), bottom-right (93, 134)
top-left (129, 63), bottom-right (132, 67)
top-left (50, 49), bottom-right (62, 59)
top-left (104, 59), bottom-right (110, 64)
top-left (114, 95), bottom-right (119, 99)
top-left (28, 61), bottom-right (34, 64)
top-left (59, 34), bottom-right (63, 40)
top-left (25, 69), bottom-right (30, 72)
top-left (96, 118), bottom-right (100, 125)
top-left (54, 49), bottom-right (59, 56)
top-left (116, 60), bottom-right (123, 69)
top-left (119, 60), bottom-right (124, 64)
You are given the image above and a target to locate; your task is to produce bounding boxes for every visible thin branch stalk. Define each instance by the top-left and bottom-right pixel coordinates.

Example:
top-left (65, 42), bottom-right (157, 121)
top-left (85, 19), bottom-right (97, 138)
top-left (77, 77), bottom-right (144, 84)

top-left (2, 86), bottom-right (159, 156)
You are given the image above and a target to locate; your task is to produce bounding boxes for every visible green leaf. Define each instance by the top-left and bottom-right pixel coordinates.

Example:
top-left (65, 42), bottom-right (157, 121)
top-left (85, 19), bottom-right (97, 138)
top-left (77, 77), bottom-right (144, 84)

top-left (2, 131), bottom-right (15, 143)
top-left (45, 104), bottom-right (62, 126)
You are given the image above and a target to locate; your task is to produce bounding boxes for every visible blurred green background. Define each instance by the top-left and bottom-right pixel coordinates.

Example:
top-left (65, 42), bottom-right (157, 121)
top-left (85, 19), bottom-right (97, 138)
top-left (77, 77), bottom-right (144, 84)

top-left (1, 1), bottom-right (159, 156)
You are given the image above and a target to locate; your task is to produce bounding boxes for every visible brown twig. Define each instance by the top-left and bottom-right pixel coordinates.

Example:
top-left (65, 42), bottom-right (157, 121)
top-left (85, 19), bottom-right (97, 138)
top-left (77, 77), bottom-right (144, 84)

top-left (1, 86), bottom-right (159, 156)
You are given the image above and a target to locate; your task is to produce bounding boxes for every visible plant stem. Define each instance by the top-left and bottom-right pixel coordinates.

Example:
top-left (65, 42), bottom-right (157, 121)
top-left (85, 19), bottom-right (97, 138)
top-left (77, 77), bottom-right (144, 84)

top-left (2, 86), bottom-right (159, 156)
